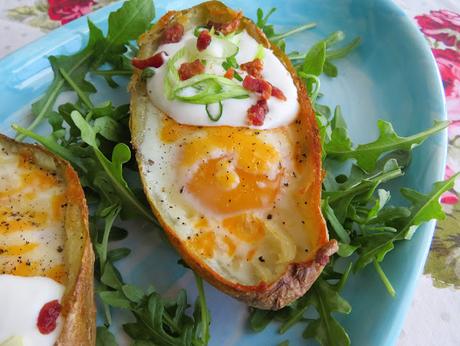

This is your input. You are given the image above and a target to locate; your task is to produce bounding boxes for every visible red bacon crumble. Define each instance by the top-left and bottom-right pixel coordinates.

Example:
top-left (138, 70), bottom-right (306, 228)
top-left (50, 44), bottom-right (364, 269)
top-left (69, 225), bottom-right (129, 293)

top-left (240, 58), bottom-right (264, 78)
top-left (207, 12), bottom-right (242, 35)
top-left (37, 300), bottom-right (62, 335)
top-left (178, 59), bottom-right (205, 80)
top-left (247, 99), bottom-right (269, 126)
top-left (243, 75), bottom-right (272, 100)
top-left (197, 29), bottom-right (212, 51)
top-left (161, 22), bottom-right (184, 44)
top-left (224, 68), bottom-right (235, 79)
top-left (271, 85), bottom-right (287, 101)
top-left (243, 75), bottom-right (287, 101)
top-left (132, 51), bottom-right (166, 69)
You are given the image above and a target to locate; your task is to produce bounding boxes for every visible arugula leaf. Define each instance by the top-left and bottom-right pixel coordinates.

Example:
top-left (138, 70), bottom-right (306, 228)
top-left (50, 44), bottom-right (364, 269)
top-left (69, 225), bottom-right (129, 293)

top-left (16, 0), bottom-right (155, 140)
top-left (192, 272), bottom-right (211, 345)
top-left (303, 280), bottom-right (351, 346)
top-left (354, 174), bottom-right (459, 271)
top-left (93, 0), bottom-right (155, 67)
top-left (96, 326), bottom-right (118, 346)
top-left (16, 19), bottom-right (102, 140)
top-left (326, 120), bottom-right (448, 171)
top-left (71, 110), bottom-right (156, 222)
top-left (302, 41), bottom-right (327, 77)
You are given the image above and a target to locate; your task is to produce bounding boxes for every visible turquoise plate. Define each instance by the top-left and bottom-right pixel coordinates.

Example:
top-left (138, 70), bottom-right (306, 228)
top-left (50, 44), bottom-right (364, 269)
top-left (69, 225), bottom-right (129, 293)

top-left (0, 0), bottom-right (447, 345)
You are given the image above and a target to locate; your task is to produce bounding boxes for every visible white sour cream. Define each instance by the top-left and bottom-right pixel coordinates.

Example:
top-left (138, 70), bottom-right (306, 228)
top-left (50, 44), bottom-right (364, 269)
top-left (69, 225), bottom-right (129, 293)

top-left (0, 275), bottom-right (64, 346)
top-left (146, 30), bottom-right (299, 129)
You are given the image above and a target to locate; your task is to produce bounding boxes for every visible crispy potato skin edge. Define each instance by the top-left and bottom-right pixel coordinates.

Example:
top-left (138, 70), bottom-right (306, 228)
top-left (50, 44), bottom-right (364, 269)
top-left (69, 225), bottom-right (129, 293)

top-left (0, 134), bottom-right (96, 345)
top-left (129, 0), bottom-right (337, 310)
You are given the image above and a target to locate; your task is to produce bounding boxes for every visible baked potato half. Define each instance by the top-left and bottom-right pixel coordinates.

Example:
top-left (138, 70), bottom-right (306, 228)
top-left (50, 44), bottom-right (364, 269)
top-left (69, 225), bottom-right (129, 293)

top-left (0, 134), bottom-right (95, 345)
top-left (130, 1), bottom-right (337, 310)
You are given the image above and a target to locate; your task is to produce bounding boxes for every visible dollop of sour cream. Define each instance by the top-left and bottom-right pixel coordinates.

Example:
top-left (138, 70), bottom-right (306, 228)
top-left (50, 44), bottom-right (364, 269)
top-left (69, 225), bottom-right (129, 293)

top-left (0, 275), bottom-right (64, 346)
top-left (146, 29), bottom-right (299, 129)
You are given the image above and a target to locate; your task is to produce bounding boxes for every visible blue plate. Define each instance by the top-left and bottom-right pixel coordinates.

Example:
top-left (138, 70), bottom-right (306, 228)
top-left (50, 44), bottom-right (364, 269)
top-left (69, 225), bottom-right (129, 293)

top-left (0, 0), bottom-right (447, 345)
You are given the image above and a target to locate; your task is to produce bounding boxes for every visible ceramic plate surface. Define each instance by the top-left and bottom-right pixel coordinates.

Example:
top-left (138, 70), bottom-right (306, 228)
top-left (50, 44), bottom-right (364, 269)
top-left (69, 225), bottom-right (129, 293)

top-left (0, 0), bottom-right (447, 345)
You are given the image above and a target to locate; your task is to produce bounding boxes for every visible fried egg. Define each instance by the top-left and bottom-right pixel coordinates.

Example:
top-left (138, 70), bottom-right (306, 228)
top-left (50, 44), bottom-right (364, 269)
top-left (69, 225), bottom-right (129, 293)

top-left (130, 1), bottom-right (336, 310)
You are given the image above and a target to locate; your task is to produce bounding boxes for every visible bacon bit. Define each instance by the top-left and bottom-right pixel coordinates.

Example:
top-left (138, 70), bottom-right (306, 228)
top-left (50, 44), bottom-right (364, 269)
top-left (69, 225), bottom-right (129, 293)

top-left (178, 59), bottom-right (205, 81)
top-left (271, 84), bottom-right (287, 101)
top-left (37, 300), bottom-right (62, 335)
top-left (243, 75), bottom-right (272, 100)
top-left (224, 68), bottom-right (235, 79)
top-left (132, 51), bottom-right (165, 69)
top-left (247, 99), bottom-right (269, 126)
top-left (161, 22), bottom-right (184, 44)
top-left (207, 12), bottom-right (242, 35)
top-left (240, 58), bottom-right (264, 78)
top-left (197, 29), bottom-right (212, 51)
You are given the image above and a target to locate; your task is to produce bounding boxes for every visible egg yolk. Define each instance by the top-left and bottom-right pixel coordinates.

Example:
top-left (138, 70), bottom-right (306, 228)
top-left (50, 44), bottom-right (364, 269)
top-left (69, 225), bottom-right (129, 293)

top-left (160, 118), bottom-right (286, 262)
top-left (163, 122), bottom-right (283, 215)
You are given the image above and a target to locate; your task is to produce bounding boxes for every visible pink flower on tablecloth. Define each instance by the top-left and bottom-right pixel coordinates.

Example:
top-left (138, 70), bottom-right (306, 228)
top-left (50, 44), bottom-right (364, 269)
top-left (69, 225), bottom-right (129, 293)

top-left (415, 10), bottom-right (460, 49)
top-left (432, 48), bottom-right (460, 98)
top-left (417, 10), bottom-right (460, 208)
top-left (48, 0), bottom-right (95, 25)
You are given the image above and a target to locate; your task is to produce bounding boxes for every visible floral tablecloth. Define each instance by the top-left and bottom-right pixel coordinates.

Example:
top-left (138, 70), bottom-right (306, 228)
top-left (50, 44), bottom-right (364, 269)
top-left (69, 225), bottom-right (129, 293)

top-left (0, 0), bottom-right (459, 345)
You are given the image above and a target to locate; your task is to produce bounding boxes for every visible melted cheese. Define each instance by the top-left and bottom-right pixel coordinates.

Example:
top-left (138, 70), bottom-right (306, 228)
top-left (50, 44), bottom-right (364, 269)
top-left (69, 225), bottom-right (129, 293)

top-left (146, 30), bottom-right (299, 129)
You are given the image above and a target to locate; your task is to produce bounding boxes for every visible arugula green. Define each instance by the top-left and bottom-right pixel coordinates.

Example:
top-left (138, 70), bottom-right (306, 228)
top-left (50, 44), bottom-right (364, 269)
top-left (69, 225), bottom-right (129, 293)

top-left (326, 119), bottom-right (448, 172)
top-left (17, 0), bottom-right (154, 140)
top-left (248, 7), bottom-right (455, 346)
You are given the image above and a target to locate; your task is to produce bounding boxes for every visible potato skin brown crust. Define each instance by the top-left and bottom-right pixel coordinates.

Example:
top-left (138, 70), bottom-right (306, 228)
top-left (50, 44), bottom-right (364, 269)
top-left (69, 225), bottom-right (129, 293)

top-left (0, 134), bottom-right (96, 345)
top-left (129, 1), bottom-right (337, 310)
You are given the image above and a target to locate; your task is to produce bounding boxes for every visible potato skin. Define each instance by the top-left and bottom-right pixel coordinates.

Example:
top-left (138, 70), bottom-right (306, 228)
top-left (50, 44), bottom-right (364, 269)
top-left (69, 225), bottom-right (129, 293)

top-left (0, 134), bottom-right (96, 345)
top-left (130, 1), bottom-right (337, 310)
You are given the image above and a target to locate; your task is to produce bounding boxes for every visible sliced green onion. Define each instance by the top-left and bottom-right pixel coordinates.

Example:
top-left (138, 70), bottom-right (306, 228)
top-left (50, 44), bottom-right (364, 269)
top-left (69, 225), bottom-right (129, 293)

top-left (233, 71), bottom-right (243, 82)
top-left (205, 101), bottom-right (223, 121)
top-left (165, 47), bottom-right (249, 104)
top-left (174, 74), bottom-right (248, 104)
top-left (197, 37), bottom-right (239, 60)
top-left (255, 44), bottom-right (266, 60)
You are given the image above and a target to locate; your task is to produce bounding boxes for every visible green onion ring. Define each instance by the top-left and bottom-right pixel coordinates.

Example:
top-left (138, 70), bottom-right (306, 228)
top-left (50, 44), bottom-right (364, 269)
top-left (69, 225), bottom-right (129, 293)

top-left (205, 101), bottom-right (223, 121)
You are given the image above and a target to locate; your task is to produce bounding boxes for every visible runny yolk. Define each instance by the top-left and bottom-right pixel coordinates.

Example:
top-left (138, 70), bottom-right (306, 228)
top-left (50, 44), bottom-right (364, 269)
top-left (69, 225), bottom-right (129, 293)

top-left (187, 158), bottom-right (280, 214)
top-left (222, 214), bottom-right (266, 243)
top-left (160, 117), bottom-right (283, 215)
top-left (189, 231), bottom-right (216, 258)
